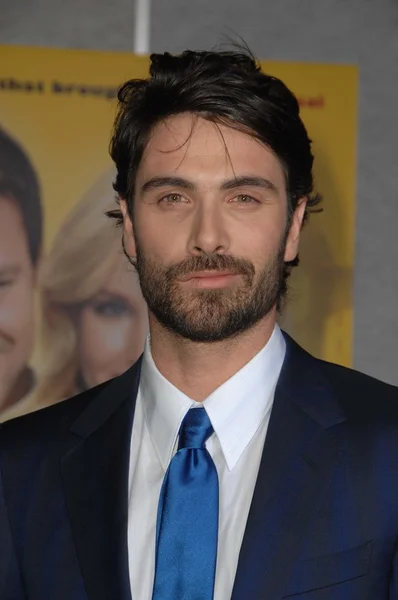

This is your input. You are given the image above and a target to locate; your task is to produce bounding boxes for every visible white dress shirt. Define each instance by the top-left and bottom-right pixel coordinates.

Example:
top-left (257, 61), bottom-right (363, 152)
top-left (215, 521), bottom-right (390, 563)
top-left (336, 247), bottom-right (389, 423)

top-left (127, 325), bottom-right (286, 600)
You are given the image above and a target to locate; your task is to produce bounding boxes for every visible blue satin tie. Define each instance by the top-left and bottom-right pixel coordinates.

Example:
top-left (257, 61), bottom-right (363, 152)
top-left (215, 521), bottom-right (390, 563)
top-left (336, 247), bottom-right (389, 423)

top-left (152, 407), bottom-right (219, 600)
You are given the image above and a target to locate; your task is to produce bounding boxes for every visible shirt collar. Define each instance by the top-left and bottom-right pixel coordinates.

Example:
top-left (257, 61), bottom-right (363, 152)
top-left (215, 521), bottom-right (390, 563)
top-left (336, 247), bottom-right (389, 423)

top-left (140, 341), bottom-right (194, 472)
top-left (140, 325), bottom-right (286, 472)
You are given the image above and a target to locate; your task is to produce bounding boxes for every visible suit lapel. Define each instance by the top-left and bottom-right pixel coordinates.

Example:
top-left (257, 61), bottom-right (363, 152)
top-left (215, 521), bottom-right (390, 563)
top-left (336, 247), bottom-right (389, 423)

top-left (60, 359), bottom-right (142, 600)
top-left (231, 335), bottom-right (347, 600)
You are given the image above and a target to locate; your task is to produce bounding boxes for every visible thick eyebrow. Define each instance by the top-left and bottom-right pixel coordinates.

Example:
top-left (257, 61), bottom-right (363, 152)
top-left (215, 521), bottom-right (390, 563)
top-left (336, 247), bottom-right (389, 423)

top-left (141, 176), bottom-right (195, 193)
top-left (220, 176), bottom-right (279, 194)
top-left (140, 175), bottom-right (279, 195)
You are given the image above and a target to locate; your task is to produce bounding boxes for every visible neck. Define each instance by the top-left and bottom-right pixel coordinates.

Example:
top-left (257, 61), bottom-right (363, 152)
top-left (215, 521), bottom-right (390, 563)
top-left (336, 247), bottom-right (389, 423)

top-left (148, 311), bottom-right (277, 401)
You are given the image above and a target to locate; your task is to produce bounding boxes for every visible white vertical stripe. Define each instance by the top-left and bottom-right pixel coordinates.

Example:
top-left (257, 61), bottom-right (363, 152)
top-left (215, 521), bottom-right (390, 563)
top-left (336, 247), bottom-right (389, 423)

top-left (133, 0), bottom-right (151, 55)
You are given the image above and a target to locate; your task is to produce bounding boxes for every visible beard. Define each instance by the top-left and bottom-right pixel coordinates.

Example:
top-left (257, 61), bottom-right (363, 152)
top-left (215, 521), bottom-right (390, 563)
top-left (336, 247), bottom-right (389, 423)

top-left (134, 241), bottom-right (286, 343)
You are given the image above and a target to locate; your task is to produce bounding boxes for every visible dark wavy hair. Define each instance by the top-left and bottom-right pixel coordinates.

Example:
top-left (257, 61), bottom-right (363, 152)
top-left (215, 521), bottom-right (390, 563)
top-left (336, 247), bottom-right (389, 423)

top-left (0, 127), bottom-right (43, 265)
top-left (108, 48), bottom-right (321, 296)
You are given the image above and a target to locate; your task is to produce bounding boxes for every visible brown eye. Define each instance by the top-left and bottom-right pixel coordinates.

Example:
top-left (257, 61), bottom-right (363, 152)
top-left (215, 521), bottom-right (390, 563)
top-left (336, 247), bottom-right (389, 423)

top-left (236, 194), bottom-right (257, 203)
top-left (162, 193), bottom-right (184, 204)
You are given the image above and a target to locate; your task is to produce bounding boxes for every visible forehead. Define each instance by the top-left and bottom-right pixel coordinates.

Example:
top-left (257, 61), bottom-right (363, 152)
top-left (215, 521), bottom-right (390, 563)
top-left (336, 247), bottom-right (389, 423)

top-left (100, 253), bottom-right (141, 295)
top-left (137, 113), bottom-right (285, 187)
top-left (87, 249), bottom-right (143, 308)
top-left (0, 195), bottom-right (30, 263)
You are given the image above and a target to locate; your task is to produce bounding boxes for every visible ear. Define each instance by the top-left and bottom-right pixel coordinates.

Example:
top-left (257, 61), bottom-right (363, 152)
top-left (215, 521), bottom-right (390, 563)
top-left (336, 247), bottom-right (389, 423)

top-left (120, 199), bottom-right (137, 258)
top-left (284, 197), bottom-right (307, 262)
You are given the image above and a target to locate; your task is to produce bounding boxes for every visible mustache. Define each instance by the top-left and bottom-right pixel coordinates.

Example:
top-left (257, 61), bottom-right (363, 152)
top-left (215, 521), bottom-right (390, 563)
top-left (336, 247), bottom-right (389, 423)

top-left (164, 254), bottom-right (255, 280)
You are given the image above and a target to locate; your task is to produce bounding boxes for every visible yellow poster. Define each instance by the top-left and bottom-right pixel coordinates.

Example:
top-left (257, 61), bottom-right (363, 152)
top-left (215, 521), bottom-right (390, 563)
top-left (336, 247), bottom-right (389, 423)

top-left (0, 45), bottom-right (358, 417)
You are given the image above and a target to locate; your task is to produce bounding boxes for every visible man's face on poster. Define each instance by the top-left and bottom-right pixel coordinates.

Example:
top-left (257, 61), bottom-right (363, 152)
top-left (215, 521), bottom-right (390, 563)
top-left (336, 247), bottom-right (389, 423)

top-left (0, 195), bottom-right (36, 411)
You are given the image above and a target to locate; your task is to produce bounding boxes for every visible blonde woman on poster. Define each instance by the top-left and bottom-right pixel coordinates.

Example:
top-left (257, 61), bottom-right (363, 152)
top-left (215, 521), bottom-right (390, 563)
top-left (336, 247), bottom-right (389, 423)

top-left (2, 171), bottom-right (148, 420)
top-left (0, 127), bottom-right (43, 415)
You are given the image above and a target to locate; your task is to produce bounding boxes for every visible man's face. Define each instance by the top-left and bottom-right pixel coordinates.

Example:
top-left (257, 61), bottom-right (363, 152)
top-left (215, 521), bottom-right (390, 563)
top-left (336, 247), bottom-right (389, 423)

top-left (121, 114), bottom-right (305, 342)
top-left (0, 195), bottom-right (36, 410)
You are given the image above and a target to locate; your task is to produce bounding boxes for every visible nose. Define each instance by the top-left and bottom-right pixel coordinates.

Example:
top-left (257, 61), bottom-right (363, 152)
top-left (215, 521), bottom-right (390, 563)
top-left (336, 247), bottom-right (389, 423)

top-left (187, 203), bottom-right (230, 256)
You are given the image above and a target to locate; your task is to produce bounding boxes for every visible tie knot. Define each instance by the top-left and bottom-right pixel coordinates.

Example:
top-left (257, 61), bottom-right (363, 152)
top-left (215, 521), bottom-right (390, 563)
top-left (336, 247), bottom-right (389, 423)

top-left (178, 408), bottom-right (214, 449)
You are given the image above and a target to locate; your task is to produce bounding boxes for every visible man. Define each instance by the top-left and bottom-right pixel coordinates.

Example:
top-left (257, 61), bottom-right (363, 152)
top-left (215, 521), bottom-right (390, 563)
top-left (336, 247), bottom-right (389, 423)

top-left (1, 49), bottom-right (398, 600)
top-left (0, 128), bottom-right (42, 414)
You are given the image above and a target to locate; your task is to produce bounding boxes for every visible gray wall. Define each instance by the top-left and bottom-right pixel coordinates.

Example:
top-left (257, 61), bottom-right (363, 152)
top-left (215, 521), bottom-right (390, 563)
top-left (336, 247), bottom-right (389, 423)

top-left (1, 0), bottom-right (397, 384)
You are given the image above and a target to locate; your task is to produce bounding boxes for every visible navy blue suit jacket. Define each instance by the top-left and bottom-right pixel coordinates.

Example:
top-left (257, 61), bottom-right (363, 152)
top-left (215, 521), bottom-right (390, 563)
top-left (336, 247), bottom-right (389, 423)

top-left (1, 333), bottom-right (398, 599)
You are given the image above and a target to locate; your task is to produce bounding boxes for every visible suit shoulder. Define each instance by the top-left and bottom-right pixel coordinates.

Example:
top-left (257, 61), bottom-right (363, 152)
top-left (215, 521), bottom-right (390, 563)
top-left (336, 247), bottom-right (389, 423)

top-left (318, 359), bottom-right (398, 419)
top-left (0, 379), bottom-right (112, 454)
